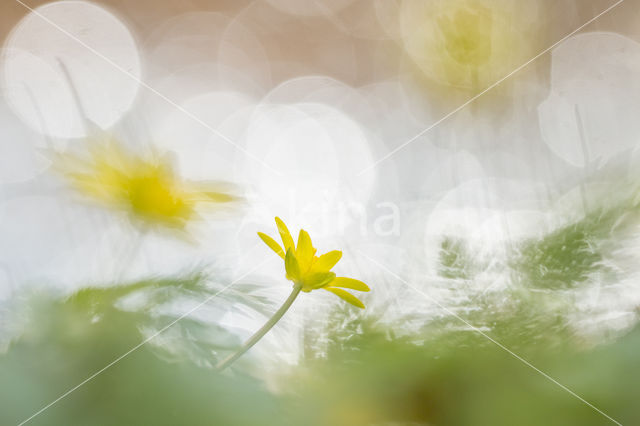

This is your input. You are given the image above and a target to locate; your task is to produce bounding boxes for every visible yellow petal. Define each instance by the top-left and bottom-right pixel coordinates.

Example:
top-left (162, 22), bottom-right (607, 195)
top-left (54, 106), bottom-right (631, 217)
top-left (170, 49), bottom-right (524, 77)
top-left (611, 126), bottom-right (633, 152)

top-left (275, 217), bottom-right (295, 251)
top-left (313, 250), bottom-right (342, 272)
top-left (324, 287), bottom-right (365, 309)
top-left (295, 229), bottom-right (314, 271)
top-left (201, 191), bottom-right (236, 203)
top-left (284, 248), bottom-right (301, 281)
top-left (303, 271), bottom-right (336, 291)
top-left (257, 232), bottom-right (285, 259)
top-left (328, 277), bottom-right (370, 292)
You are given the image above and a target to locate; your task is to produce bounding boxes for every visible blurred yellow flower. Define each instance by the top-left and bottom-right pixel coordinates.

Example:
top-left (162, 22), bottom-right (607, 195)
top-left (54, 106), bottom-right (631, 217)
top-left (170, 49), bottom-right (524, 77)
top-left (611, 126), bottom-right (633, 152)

top-left (437, 4), bottom-right (493, 68)
top-left (258, 217), bottom-right (370, 308)
top-left (58, 138), bottom-right (236, 229)
top-left (400, 0), bottom-right (527, 91)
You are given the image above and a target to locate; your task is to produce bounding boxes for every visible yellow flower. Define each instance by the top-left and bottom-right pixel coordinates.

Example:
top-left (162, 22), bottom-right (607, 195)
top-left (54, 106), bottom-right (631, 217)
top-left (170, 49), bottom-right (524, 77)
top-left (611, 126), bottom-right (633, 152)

top-left (436, 4), bottom-right (493, 68)
top-left (400, 0), bottom-right (527, 91)
top-left (58, 138), bottom-right (237, 229)
top-left (258, 217), bottom-right (370, 308)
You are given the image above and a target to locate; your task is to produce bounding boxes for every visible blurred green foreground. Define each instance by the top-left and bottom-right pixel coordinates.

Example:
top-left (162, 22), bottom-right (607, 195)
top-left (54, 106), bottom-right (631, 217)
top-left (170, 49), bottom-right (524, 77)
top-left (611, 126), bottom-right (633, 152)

top-left (0, 274), bottom-right (638, 426)
top-left (3, 185), bottom-right (640, 425)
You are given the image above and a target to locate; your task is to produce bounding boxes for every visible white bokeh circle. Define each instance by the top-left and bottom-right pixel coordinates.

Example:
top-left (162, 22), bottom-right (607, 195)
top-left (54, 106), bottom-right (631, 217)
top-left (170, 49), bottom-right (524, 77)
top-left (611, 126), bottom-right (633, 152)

top-left (539, 32), bottom-right (640, 167)
top-left (241, 102), bottom-right (375, 238)
top-left (150, 90), bottom-right (256, 181)
top-left (1, 1), bottom-right (141, 138)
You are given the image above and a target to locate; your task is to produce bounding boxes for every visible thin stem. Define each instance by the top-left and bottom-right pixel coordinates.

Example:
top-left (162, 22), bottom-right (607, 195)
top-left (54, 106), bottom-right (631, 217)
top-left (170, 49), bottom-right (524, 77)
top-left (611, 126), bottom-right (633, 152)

top-left (57, 58), bottom-right (91, 133)
top-left (216, 283), bottom-right (302, 371)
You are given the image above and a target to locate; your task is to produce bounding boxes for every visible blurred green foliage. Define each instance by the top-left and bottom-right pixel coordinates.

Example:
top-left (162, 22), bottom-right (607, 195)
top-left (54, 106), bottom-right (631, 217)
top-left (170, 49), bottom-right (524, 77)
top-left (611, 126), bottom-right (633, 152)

top-left (292, 301), bottom-right (639, 426)
top-left (438, 236), bottom-right (476, 280)
top-left (514, 218), bottom-right (605, 289)
top-left (2, 184), bottom-right (640, 425)
top-left (511, 186), bottom-right (640, 290)
top-left (1, 273), bottom-right (638, 426)
top-left (0, 276), bottom-right (284, 426)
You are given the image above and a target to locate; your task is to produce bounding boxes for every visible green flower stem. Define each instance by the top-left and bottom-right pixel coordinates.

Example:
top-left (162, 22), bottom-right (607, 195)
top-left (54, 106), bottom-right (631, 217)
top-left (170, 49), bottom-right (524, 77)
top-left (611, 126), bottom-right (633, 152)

top-left (216, 283), bottom-right (302, 371)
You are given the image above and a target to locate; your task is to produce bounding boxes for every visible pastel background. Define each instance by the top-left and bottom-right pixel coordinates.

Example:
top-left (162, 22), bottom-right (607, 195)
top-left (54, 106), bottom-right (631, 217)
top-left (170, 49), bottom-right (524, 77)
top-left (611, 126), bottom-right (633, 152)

top-left (1, 1), bottom-right (639, 425)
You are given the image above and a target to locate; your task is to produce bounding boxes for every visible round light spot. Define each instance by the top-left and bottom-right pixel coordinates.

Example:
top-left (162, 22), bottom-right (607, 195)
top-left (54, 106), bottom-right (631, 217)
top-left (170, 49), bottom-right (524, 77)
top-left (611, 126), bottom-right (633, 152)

top-left (241, 102), bottom-right (375, 237)
top-left (539, 32), bottom-right (640, 167)
top-left (1, 1), bottom-right (141, 138)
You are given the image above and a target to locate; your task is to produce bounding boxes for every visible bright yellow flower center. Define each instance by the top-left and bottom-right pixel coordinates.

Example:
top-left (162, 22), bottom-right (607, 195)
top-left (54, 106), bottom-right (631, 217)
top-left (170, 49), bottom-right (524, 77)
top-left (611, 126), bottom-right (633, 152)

top-left (437, 5), bottom-right (492, 68)
top-left (58, 139), bottom-right (234, 229)
top-left (124, 164), bottom-right (190, 223)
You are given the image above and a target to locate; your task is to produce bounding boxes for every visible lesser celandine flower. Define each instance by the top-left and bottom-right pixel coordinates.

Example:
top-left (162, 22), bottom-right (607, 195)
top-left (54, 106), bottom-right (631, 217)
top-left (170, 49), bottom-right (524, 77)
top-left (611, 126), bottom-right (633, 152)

top-left (258, 217), bottom-right (370, 308)
top-left (58, 137), bottom-right (237, 230)
top-left (217, 217), bottom-right (370, 371)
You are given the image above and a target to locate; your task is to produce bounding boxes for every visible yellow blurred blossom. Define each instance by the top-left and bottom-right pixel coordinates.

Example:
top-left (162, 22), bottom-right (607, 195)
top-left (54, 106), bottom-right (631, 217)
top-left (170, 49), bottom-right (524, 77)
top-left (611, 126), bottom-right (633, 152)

top-left (437, 4), bottom-right (493, 68)
top-left (58, 138), bottom-right (237, 229)
top-left (258, 217), bottom-right (370, 308)
top-left (401, 0), bottom-right (528, 91)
